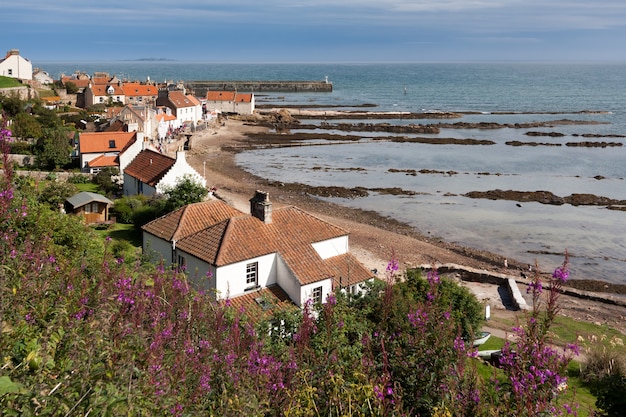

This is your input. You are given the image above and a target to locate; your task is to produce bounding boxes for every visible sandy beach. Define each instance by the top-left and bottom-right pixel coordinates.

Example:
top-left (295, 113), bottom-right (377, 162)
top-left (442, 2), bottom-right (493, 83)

top-left (178, 116), bottom-right (626, 336)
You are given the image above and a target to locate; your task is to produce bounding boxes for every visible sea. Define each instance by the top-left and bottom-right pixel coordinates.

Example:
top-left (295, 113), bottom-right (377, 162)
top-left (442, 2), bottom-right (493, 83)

top-left (39, 61), bottom-right (626, 284)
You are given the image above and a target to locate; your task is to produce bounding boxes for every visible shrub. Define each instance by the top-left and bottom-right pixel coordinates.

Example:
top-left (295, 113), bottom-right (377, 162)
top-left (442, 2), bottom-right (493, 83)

top-left (67, 173), bottom-right (91, 184)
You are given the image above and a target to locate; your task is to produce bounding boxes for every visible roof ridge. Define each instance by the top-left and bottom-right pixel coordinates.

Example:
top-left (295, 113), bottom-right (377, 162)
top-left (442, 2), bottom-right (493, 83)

top-left (214, 218), bottom-right (235, 265)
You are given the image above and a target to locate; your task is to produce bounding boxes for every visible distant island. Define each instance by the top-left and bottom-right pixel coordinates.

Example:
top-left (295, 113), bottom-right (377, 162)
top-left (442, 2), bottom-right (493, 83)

top-left (127, 58), bottom-right (178, 62)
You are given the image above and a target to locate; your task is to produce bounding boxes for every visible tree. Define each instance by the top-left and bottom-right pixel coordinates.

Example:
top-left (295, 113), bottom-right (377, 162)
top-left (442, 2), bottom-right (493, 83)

top-left (38, 181), bottom-right (78, 208)
top-left (11, 112), bottom-right (42, 140)
top-left (94, 167), bottom-right (121, 196)
top-left (162, 175), bottom-right (208, 211)
top-left (34, 128), bottom-right (72, 170)
top-left (65, 81), bottom-right (79, 94)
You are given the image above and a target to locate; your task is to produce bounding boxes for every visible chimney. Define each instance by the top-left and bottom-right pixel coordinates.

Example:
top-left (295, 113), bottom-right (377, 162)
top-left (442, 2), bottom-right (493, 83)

top-left (250, 191), bottom-right (272, 224)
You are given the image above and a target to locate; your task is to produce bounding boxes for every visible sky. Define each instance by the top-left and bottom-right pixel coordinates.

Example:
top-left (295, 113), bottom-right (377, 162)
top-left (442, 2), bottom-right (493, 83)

top-left (3, 1), bottom-right (626, 63)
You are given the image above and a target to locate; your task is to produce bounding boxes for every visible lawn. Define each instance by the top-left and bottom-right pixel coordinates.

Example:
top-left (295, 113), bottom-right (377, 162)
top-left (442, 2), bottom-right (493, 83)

top-left (0, 76), bottom-right (24, 88)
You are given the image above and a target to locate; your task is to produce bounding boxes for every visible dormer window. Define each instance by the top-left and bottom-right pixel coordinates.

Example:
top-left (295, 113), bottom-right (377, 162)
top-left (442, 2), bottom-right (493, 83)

top-left (108, 140), bottom-right (116, 148)
top-left (106, 85), bottom-right (114, 95)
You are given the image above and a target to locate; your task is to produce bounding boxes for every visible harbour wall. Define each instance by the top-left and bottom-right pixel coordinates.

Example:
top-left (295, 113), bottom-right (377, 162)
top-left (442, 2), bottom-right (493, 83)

top-left (185, 80), bottom-right (332, 96)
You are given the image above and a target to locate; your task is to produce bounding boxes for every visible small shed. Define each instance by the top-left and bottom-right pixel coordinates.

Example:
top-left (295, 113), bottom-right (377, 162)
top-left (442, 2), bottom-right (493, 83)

top-left (65, 192), bottom-right (113, 225)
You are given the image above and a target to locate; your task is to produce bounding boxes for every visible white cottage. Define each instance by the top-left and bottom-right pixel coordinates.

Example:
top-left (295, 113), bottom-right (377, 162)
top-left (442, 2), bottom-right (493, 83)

top-left (123, 148), bottom-right (205, 196)
top-left (142, 192), bottom-right (373, 306)
top-left (0, 49), bottom-right (32, 80)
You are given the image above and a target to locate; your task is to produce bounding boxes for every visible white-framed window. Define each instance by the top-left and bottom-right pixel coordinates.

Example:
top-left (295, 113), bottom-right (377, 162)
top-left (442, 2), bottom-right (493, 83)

top-left (246, 262), bottom-right (258, 288)
top-left (312, 286), bottom-right (323, 304)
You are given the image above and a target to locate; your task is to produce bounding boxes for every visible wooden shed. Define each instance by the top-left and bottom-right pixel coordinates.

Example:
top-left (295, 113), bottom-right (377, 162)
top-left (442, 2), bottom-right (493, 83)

top-left (65, 192), bottom-right (113, 225)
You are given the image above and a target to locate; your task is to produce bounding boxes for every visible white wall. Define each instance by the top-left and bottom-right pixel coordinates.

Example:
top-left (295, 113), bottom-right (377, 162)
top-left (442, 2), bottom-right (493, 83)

top-left (312, 235), bottom-right (348, 259)
top-left (213, 253), bottom-right (278, 299)
top-left (0, 53), bottom-right (32, 80)
top-left (118, 132), bottom-right (143, 176)
top-left (142, 233), bottom-right (174, 265)
top-left (301, 279), bottom-right (334, 306)
top-left (275, 254), bottom-right (302, 306)
top-left (155, 151), bottom-right (206, 193)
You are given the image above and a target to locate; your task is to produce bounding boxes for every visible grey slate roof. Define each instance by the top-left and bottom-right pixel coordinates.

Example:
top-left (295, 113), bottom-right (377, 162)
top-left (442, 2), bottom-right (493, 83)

top-left (66, 192), bottom-right (113, 209)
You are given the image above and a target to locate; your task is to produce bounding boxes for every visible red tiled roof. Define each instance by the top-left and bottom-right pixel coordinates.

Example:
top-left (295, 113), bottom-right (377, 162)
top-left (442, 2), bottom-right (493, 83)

top-left (61, 78), bottom-right (91, 89)
top-left (206, 91), bottom-right (236, 101)
top-left (326, 253), bottom-right (374, 289)
top-left (167, 91), bottom-right (197, 108)
top-left (123, 149), bottom-right (175, 186)
top-left (156, 113), bottom-right (177, 122)
top-left (206, 91), bottom-right (253, 103)
top-left (79, 131), bottom-right (136, 154)
top-left (174, 205), bottom-right (364, 285)
top-left (89, 84), bottom-right (125, 96)
top-left (122, 83), bottom-right (158, 97)
top-left (142, 200), bottom-right (244, 242)
top-left (226, 284), bottom-right (296, 320)
top-left (87, 154), bottom-right (118, 168)
top-left (235, 93), bottom-right (253, 103)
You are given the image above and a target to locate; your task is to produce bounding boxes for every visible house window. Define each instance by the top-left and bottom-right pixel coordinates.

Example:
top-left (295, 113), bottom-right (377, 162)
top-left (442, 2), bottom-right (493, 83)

top-left (177, 254), bottom-right (186, 270)
top-left (8, 69), bottom-right (13, 76)
top-left (246, 262), bottom-right (258, 288)
top-left (108, 140), bottom-right (116, 148)
top-left (99, 97), bottom-right (104, 103)
top-left (312, 286), bottom-right (323, 304)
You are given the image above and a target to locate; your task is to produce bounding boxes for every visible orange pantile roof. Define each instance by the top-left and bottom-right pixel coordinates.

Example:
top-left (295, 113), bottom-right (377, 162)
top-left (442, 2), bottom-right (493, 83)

top-left (226, 284), bottom-right (296, 319)
top-left (156, 113), bottom-right (177, 122)
top-left (89, 84), bottom-right (125, 96)
top-left (87, 154), bottom-right (118, 168)
top-left (167, 91), bottom-right (197, 108)
top-left (206, 91), bottom-right (236, 101)
top-left (79, 131), bottom-right (137, 154)
top-left (235, 93), bottom-right (253, 103)
top-left (173, 205), bottom-right (365, 285)
top-left (206, 92), bottom-right (253, 103)
top-left (92, 76), bottom-right (112, 85)
top-left (142, 200), bottom-right (244, 242)
top-left (326, 253), bottom-right (374, 289)
top-left (123, 149), bottom-right (175, 186)
top-left (61, 77), bottom-right (91, 88)
top-left (106, 107), bottom-right (123, 119)
top-left (122, 83), bottom-right (158, 97)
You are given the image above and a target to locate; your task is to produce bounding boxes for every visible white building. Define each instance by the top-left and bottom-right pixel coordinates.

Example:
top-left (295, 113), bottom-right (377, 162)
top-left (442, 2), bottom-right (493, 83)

top-left (123, 148), bottom-right (205, 196)
top-left (0, 49), bottom-right (32, 80)
top-left (141, 191), bottom-right (373, 307)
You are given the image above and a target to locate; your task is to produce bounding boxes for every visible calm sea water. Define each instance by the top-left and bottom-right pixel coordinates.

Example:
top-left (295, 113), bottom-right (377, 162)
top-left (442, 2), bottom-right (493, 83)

top-left (40, 62), bottom-right (626, 283)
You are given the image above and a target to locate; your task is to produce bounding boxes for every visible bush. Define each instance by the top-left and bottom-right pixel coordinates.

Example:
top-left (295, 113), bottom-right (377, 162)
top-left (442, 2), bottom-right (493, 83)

top-left (67, 173), bottom-right (92, 184)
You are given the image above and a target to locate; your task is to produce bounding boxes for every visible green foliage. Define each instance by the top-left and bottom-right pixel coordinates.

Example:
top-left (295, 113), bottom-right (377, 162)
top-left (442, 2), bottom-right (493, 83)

top-left (7, 140), bottom-right (33, 155)
top-left (593, 374), bottom-right (626, 417)
top-left (38, 180), bottom-right (78, 208)
top-left (64, 81), bottom-right (79, 94)
top-left (34, 128), bottom-right (72, 170)
top-left (162, 174), bottom-right (208, 211)
top-left (403, 268), bottom-right (484, 340)
top-left (67, 173), bottom-right (92, 184)
top-left (93, 167), bottom-right (120, 196)
top-left (11, 112), bottom-right (42, 140)
top-left (112, 195), bottom-right (146, 224)
top-left (0, 95), bottom-right (25, 117)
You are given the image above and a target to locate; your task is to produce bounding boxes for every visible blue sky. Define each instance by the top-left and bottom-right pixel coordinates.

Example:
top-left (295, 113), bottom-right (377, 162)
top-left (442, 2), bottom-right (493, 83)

top-left (4, 0), bottom-right (626, 63)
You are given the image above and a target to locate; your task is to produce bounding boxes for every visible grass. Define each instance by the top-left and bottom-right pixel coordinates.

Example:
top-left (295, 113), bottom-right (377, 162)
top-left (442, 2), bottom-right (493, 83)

top-left (0, 76), bottom-right (24, 88)
top-left (75, 182), bottom-right (100, 193)
top-left (97, 222), bottom-right (142, 247)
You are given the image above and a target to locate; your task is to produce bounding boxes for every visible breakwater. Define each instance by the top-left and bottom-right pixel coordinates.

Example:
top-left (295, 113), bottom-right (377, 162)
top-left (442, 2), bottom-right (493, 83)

top-left (185, 80), bottom-right (332, 96)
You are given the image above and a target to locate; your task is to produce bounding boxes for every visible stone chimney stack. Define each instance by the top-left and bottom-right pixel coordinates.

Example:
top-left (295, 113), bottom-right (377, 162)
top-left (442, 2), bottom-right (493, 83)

top-left (250, 190), bottom-right (272, 224)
